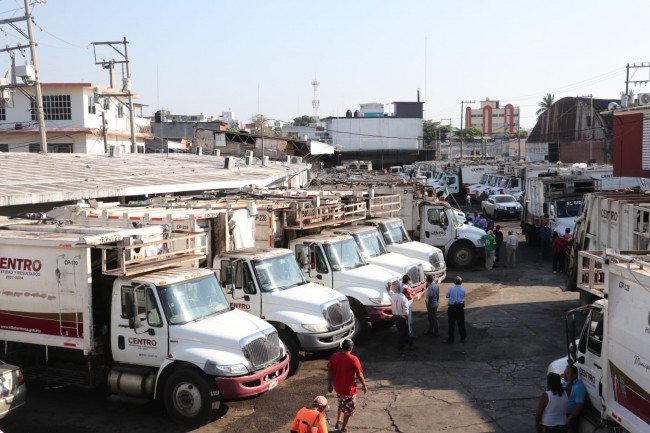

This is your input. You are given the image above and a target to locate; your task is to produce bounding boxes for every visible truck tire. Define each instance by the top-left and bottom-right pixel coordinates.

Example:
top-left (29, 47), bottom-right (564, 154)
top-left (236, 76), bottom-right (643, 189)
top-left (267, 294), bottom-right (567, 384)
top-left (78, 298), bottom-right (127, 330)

top-left (351, 303), bottom-right (372, 344)
top-left (278, 329), bottom-right (303, 377)
top-left (448, 242), bottom-right (476, 269)
top-left (164, 368), bottom-right (221, 427)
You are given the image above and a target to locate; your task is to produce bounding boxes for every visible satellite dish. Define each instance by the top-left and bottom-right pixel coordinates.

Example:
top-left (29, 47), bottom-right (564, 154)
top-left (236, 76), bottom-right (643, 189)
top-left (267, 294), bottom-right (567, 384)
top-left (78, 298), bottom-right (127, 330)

top-left (608, 102), bottom-right (620, 110)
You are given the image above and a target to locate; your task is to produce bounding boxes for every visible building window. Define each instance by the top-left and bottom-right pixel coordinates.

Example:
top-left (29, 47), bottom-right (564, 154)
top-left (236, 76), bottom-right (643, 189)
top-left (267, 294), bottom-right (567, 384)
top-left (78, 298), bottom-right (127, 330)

top-left (48, 143), bottom-right (73, 153)
top-left (29, 143), bottom-right (40, 153)
top-left (0, 144), bottom-right (8, 152)
top-left (31, 95), bottom-right (72, 121)
top-left (117, 103), bottom-right (124, 119)
top-left (0, 104), bottom-right (5, 121)
top-left (88, 95), bottom-right (96, 114)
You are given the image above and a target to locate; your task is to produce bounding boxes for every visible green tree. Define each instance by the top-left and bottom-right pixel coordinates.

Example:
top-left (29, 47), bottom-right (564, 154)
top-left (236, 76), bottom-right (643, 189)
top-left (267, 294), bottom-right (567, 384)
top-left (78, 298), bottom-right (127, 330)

top-left (460, 127), bottom-right (482, 141)
top-left (293, 115), bottom-right (315, 126)
top-left (536, 93), bottom-right (555, 117)
top-left (517, 129), bottom-right (528, 139)
top-left (423, 120), bottom-right (439, 144)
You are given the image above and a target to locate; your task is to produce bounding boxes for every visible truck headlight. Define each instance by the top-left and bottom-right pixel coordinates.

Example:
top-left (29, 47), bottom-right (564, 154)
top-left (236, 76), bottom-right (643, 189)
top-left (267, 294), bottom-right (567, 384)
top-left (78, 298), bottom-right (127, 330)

top-left (369, 296), bottom-right (391, 306)
top-left (302, 323), bottom-right (329, 333)
top-left (212, 363), bottom-right (249, 376)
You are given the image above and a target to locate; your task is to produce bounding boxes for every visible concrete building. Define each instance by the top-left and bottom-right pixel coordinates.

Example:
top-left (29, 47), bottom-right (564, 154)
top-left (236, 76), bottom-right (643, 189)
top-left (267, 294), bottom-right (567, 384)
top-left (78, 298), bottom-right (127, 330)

top-left (465, 98), bottom-right (520, 138)
top-left (0, 83), bottom-right (151, 154)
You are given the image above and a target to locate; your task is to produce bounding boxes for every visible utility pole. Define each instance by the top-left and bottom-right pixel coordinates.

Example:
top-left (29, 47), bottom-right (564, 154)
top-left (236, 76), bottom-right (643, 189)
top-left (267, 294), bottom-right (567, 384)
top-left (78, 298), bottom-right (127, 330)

top-left (0, 1), bottom-right (48, 152)
top-left (460, 100), bottom-right (475, 159)
top-left (101, 111), bottom-right (109, 153)
top-left (91, 38), bottom-right (137, 154)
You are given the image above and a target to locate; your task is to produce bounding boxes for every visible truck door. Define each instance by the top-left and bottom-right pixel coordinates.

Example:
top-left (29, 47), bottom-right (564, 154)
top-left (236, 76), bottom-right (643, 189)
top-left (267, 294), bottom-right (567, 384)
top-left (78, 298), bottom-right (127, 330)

top-left (219, 259), bottom-right (261, 317)
top-left (576, 309), bottom-right (604, 413)
top-left (419, 205), bottom-right (453, 252)
top-left (112, 284), bottom-right (168, 366)
top-left (296, 243), bottom-right (333, 288)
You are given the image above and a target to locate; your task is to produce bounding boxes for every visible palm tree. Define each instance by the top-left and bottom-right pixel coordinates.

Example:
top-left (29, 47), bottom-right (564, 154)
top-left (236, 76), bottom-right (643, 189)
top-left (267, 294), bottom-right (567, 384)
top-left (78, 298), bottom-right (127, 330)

top-left (536, 93), bottom-right (555, 117)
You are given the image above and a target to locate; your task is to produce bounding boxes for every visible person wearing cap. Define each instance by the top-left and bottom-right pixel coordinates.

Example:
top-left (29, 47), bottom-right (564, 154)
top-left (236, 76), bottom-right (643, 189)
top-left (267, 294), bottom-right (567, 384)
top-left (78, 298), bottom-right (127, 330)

top-left (290, 395), bottom-right (329, 433)
top-left (327, 338), bottom-right (367, 433)
top-left (493, 224), bottom-right (503, 266)
top-left (443, 276), bottom-right (467, 344)
top-left (481, 230), bottom-right (496, 270)
top-left (506, 230), bottom-right (519, 268)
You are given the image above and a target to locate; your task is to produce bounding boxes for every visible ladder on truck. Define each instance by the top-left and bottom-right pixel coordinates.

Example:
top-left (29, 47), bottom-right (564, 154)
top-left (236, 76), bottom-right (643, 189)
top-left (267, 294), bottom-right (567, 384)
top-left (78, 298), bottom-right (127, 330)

top-left (84, 229), bottom-right (209, 277)
top-left (56, 253), bottom-right (83, 338)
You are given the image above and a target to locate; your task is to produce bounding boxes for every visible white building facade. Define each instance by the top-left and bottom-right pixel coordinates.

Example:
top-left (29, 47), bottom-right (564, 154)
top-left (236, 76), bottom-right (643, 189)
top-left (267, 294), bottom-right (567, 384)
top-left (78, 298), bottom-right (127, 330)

top-left (322, 117), bottom-right (422, 151)
top-left (0, 83), bottom-right (151, 154)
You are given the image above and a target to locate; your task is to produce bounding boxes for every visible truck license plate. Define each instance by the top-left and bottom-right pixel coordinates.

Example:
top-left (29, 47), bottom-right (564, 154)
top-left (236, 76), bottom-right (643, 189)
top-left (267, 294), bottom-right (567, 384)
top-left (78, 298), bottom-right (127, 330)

top-left (268, 379), bottom-right (278, 390)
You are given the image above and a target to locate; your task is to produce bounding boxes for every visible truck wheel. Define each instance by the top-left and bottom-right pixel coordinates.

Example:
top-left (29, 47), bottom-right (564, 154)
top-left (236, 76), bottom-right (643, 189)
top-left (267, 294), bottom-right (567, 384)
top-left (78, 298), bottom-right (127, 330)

top-left (278, 330), bottom-right (303, 377)
top-left (164, 368), bottom-right (220, 427)
top-left (351, 303), bottom-right (372, 344)
top-left (448, 243), bottom-right (475, 269)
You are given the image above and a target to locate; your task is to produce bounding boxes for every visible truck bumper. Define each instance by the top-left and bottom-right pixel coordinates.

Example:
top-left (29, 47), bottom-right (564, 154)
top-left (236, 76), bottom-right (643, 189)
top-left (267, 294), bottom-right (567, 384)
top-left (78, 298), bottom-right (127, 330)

top-left (424, 267), bottom-right (447, 284)
top-left (411, 282), bottom-right (427, 300)
top-left (365, 305), bottom-right (393, 322)
top-left (216, 354), bottom-right (290, 400)
top-left (297, 321), bottom-right (356, 352)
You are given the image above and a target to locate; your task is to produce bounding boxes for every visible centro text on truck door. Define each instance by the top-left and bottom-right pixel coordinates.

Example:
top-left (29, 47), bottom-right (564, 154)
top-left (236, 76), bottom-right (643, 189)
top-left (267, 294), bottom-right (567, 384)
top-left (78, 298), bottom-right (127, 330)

top-left (420, 205), bottom-right (453, 250)
top-left (113, 285), bottom-right (168, 365)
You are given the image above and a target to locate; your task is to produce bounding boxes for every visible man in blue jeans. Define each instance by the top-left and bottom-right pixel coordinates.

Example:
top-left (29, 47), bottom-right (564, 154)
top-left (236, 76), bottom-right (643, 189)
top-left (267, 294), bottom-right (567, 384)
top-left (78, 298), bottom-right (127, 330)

top-left (564, 364), bottom-right (586, 432)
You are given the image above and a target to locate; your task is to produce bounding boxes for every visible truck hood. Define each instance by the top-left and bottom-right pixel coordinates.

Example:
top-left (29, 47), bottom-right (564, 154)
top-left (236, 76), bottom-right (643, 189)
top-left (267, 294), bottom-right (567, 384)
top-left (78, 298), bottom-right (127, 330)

top-left (338, 263), bottom-right (400, 288)
top-left (264, 283), bottom-right (344, 314)
top-left (386, 241), bottom-right (445, 270)
top-left (367, 252), bottom-right (415, 273)
top-left (554, 217), bottom-right (576, 236)
top-left (459, 224), bottom-right (487, 239)
top-left (170, 308), bottom-right (273, 350)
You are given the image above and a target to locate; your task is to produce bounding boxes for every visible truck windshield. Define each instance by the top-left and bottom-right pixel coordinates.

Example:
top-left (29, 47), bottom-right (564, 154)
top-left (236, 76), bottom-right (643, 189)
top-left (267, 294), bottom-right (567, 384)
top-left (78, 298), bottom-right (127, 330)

top-left (158, 275), bottom-right (230, 325)
top-left (251, 254), bottom-right (307, 292)
top-left (323, 239), bottom-right (367, 270)
top-left (354, 230), bottom-right (388, 258)
top-left (488, 175), bottom-right (499, 186)
top-left (555, 199), bottom-right (583, 218)
top-left (380, 221), bottom-right (412, 245)
top-left (479, 174), bottom-right (488, 184)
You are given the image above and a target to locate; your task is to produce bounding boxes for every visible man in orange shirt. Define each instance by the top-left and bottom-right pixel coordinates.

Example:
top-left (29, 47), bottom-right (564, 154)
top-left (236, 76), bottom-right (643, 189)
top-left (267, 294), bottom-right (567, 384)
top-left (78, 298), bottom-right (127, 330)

top-left (290, 395), bottom-right (329, 433)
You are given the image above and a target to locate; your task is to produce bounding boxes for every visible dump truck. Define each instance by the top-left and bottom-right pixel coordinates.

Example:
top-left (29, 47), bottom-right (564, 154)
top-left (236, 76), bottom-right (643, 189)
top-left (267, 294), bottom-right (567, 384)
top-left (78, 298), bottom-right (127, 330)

top-left (548, 250), bottom-right (650, 433)
top-left (0, 221), bottom-right (288, 427)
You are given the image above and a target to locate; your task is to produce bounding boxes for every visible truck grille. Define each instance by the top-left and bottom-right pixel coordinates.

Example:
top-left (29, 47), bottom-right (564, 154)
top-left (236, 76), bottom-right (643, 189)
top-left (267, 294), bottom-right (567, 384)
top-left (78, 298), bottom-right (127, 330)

top-left (407, 265), bottom-right (422, 285)
top-left (429, 253), bottom-right (441, 268)
top-left (326, 299), bottom-right (352, 327)
top-left (242, 329), bottom-right (281, 369)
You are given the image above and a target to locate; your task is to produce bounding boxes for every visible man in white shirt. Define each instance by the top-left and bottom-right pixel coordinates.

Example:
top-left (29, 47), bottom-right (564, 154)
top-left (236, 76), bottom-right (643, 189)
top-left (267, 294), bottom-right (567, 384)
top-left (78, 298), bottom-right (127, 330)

top-left (387, 282), bottom-right (413, 351)
top-left (506, 230), bottom-right (519, 268)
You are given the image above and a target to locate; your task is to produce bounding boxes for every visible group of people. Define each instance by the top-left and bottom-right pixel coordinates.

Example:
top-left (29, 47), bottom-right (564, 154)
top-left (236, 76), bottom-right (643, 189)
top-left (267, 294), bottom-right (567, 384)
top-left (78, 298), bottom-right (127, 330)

top-left (550, 227), bottom-right (573, 274)
top-left (291, 338), bottom-right (367, 433)
top-left (386, 274), bottom-right (468, 348)
top-left (475, 219), bottom-right (519, 270)
top-left (535, 364), bottom-right (586, 433)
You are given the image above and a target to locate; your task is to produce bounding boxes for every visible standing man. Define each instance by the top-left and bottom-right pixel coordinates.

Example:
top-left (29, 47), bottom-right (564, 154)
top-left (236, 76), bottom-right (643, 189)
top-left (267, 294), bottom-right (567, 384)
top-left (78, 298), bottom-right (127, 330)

top-left (505, 230), bottom-right (518, 268)
top-left (564, 364), bottom-right (586, 432)
top-left (443, 276), bottom-right (467, 344)
top-left (400, 275), bottom-right (415, 339)
top-left (482, 230), bottom-right (496, 270)
top-left (290, 395), bottom-right (329, 433)
top-left (493, 224), bottom-right (503, 266)
top-left (387, 281), bottom-right (413, 351)
top-left (540, 222), bottom-right (552, 260)
top-left (466, 193), bottom-right (472, 211)
top-left (472, 211), bottom-right (481, 226)
top-left (424, 274), bottom-right (440, 337)
top-left (327, 339), bottom-right (367, 433)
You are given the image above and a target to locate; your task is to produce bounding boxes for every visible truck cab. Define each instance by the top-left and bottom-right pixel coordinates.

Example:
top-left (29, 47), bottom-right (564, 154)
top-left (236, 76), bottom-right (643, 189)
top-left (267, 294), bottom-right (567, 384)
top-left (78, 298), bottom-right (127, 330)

top-left (417, 201), bottom-right (486, 268)
top-left (356, 217), bottom-right (447, 283)
top-left (323, 225), bottom-right (427, 295)
top-left (214, 247), bottom-right (354, 375)
top-left (289, 233), bottom-right (401, 342)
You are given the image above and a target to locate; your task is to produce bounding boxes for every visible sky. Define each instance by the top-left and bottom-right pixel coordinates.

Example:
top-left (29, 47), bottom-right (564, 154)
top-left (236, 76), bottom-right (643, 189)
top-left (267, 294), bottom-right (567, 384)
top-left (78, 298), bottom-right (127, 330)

top-left (5, 0), bottom-right (650, 130)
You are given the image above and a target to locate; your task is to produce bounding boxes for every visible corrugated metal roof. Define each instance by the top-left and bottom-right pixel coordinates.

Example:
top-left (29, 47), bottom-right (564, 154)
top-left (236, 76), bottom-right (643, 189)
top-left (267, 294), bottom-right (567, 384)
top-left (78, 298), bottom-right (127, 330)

top-left (528, 96), bottom-right (616, 143)
top-left (0, 153), bottom-right (304, 208)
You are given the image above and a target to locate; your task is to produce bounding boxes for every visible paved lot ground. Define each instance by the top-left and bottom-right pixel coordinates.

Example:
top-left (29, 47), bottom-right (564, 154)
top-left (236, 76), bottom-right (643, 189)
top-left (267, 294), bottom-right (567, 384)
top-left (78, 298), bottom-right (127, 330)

top-left (0, 218), bottom-right (584, 433)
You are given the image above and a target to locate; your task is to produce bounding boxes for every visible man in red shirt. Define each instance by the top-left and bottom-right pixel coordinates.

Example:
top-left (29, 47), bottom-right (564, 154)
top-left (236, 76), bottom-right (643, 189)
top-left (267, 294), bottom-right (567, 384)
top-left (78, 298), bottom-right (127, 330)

top-left (327, 338), bottom-right (367, 433)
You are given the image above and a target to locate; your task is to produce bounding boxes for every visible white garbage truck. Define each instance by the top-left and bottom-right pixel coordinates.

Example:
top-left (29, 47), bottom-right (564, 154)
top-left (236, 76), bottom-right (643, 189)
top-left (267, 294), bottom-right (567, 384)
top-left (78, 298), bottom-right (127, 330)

top-left (0, 222), bottom-right (288, 427)
top-left (548, 250), bottom-right (650, 433)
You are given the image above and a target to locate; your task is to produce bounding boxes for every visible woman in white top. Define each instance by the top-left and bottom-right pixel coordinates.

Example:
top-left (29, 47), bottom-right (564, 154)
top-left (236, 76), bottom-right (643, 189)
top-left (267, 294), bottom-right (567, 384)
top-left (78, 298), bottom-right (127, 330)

top-left (535, 372), bottom-right (569, 433)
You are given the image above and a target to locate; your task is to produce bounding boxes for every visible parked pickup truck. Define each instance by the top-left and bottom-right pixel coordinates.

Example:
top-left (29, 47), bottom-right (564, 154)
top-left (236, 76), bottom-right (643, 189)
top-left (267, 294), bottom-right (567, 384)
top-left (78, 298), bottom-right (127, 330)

top-left (481, 194), bottom-right (522, 220)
